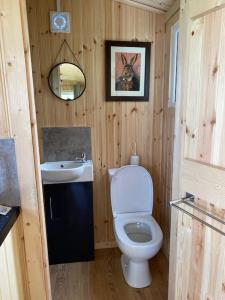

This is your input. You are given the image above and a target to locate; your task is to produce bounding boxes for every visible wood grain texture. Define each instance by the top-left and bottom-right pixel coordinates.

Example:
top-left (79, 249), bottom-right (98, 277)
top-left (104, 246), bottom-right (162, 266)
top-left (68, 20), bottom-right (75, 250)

top-left (184, 8), bottom-right (225, 169)
top-left (169, 0), bottom-right (191, 297)
top-left (169, 1), bottom-right (225, 299)
top-left (165, 0), bottom-right (180, 23)
top-left (0, 217), bottom-right (27, 300)
top-left (115, 0), bottom-right (166, 14)
top-left (160, 10), bottom-right (179, 258)
top-left (116, 0), bottom-right (175, 12)
top-left (189, 0), bottom-right (225, 19)
top-left (0, 0), bottom-right (51, 299)
top-left (152, 14), bottom-right (165, 224)
top-left (27, 0), bottom-right (165, 247)
top-left (50, 248), bottom-right (168, 300)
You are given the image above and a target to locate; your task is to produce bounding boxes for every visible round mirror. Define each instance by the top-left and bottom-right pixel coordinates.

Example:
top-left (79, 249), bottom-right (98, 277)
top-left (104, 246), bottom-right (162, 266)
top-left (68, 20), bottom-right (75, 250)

top-left (48, 62), bottom-right (86, 101)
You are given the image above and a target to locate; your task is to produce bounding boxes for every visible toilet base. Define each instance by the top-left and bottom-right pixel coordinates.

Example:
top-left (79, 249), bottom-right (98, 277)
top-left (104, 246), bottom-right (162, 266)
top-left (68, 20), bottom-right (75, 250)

top-left (121, 254), bottom-right (152, 288)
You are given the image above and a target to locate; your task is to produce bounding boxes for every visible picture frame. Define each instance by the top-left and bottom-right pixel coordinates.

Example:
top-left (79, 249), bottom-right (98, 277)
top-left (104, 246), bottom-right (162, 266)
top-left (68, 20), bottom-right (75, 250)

top-left (105, 40), bottom-right (151, 102)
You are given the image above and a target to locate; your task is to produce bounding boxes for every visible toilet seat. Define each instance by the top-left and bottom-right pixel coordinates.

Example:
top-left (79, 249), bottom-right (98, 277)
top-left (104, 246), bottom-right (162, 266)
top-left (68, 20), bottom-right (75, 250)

top-left (110, 166), bottom-right (153, 217)
top-left (114, 213), bottom-right (163, 248)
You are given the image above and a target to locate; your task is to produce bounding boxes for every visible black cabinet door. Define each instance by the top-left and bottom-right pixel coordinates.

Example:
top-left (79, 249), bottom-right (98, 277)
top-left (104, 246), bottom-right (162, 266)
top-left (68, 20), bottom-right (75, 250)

top-left (44, 182), bottom-right (94, 265)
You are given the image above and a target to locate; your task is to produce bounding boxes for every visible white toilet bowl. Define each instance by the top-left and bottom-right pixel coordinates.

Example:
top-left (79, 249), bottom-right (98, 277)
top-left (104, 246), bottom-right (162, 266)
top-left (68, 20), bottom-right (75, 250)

top-left (109, 165), bottom-right (163, 288)
top-left (114, 213), bottom-right (162, 288)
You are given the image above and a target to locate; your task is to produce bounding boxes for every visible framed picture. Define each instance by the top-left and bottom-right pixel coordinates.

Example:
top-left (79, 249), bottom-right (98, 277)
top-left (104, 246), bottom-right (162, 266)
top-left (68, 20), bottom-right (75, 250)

top-left (105, 40), bottom-right (151, 101)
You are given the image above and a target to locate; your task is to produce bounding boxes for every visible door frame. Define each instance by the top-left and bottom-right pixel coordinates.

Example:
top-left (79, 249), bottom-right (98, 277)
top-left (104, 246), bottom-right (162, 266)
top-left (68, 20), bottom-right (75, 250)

top-left (0, 0), bottom-right (52, 298)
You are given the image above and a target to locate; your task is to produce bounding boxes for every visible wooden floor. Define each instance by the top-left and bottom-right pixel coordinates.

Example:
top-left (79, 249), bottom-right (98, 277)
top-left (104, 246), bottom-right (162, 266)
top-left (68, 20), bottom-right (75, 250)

top-left (50, 248), bottom-right (168, 300)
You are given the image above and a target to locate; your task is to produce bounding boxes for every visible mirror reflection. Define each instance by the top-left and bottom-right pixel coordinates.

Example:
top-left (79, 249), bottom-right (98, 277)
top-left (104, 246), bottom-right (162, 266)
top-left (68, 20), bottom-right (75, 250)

top-left (48, 62), bottom-right (86, 101)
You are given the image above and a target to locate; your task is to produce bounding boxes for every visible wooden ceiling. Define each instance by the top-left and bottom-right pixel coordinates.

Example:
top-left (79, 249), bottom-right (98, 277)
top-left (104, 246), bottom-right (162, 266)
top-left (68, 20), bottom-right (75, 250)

top-left (116, 0), bottom-right (175, 12)
top-left (136, 0), bottom-right (175, 10)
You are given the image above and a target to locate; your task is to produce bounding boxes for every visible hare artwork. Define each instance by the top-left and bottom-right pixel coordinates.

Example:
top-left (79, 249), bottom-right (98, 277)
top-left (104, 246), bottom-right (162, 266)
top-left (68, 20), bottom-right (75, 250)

top-left (116, 53), bottom-right (140, 91)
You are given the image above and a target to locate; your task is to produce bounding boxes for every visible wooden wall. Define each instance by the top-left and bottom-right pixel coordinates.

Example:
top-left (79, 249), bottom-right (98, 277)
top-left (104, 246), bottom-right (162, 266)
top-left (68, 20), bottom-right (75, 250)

top-left (0, 218), bottom-right (27, 300)
top-left (160, 4), bottom-right (179, 257)
top-left (0, 0), bottom-right (51, 299)
top-left (26, 0), bottom-right (165, 247)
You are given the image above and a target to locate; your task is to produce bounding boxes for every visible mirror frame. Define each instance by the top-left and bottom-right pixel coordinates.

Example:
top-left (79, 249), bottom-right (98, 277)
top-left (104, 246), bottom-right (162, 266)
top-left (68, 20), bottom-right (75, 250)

top-left (48, 61), bottom-right (86, 101)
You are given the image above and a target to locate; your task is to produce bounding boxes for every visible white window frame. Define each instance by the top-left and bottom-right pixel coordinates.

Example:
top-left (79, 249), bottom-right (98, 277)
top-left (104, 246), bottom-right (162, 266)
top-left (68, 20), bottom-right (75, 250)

top-left (168, 21), bottom-right (179, 107)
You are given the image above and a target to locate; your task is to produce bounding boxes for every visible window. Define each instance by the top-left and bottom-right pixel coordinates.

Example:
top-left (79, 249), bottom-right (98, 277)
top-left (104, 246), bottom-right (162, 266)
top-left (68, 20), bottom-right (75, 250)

top-left (168, 21), bottom-right (179, 107)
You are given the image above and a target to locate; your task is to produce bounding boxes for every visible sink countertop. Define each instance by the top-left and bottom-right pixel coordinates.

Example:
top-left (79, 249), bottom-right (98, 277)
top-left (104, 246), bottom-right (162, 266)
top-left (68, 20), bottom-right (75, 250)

top-left (0, 206), bottom-right (20, 247)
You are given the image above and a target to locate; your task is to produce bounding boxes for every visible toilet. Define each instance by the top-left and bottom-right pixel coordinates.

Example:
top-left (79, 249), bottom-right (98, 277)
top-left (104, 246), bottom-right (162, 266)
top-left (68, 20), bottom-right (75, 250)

top-left (108, 165), bottom-right (163, 288)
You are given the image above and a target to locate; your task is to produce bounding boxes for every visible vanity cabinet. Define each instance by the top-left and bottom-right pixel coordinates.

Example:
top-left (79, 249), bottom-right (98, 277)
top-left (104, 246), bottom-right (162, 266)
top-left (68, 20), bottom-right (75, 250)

top-left (43, 182), bottom-right (94, 265)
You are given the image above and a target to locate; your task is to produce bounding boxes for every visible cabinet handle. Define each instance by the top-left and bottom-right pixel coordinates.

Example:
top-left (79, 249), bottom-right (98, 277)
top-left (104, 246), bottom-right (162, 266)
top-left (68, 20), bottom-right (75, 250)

top-left (50, 197), bottom-right (53, 220)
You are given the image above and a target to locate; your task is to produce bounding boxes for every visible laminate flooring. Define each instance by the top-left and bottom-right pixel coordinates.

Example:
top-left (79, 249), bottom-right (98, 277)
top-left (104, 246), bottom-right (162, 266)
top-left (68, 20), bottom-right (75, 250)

top-left (50, 248), bottom-right (168, 300)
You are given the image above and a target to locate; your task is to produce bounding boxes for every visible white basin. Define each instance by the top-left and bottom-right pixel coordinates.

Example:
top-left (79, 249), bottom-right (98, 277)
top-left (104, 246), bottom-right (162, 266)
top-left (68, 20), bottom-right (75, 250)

top-left (41, 161), bottom-right (86, 183)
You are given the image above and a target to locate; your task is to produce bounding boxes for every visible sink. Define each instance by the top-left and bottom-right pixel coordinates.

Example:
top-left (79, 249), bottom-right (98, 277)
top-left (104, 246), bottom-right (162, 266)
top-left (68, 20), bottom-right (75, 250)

top-left (40, 161), bottom-right (87, 183)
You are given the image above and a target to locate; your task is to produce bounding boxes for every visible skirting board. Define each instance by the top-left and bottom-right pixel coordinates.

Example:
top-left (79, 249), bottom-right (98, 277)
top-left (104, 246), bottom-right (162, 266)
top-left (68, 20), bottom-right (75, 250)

top-left (95, 241), bottom-right (117, 250)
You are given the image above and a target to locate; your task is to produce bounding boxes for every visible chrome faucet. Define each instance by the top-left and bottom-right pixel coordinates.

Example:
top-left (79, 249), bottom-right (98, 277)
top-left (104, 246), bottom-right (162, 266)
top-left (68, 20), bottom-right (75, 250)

top-left (75, 152), bottom-right (87, 163)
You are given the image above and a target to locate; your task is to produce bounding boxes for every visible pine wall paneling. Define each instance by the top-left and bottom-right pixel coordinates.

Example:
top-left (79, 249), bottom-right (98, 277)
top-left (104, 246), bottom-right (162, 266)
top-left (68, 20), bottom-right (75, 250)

top-left (169, 1), bottom-right (225, 298)
top-left (27, 0), bottom-right (165, 249)
top-left (160, 9), bottom-right (179, 258)
top-left (0, 0), bottom-right (51, 299)
top-left (0, 218), bottom-right (27, 300)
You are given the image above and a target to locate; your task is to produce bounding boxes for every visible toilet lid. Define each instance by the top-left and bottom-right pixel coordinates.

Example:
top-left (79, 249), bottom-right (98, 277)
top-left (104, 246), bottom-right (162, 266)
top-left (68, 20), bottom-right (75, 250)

top-left (110, 165), bottom-right (153, 217)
